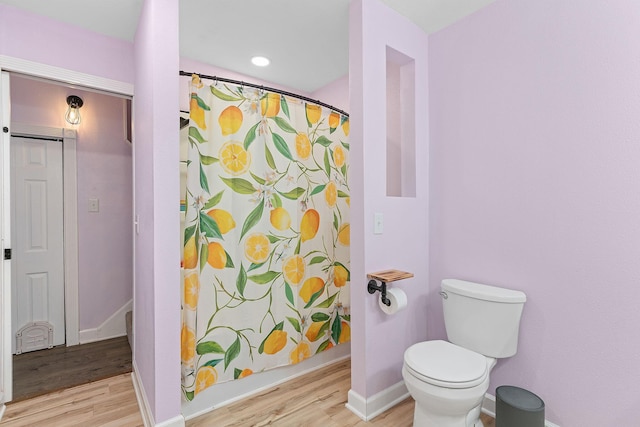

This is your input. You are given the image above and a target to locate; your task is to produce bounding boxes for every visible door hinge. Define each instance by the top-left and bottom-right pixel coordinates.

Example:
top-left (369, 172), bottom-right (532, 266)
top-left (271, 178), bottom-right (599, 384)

top-left (4, 248), bottom-right (11, 260)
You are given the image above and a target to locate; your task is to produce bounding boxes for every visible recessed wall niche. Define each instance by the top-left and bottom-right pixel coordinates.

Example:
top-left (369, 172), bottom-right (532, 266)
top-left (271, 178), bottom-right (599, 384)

top-left (386, 46), bottom-right (416, 198)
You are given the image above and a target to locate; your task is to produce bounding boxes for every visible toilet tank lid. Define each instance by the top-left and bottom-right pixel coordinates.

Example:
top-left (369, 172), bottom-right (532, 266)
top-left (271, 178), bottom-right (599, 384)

top-left (442, 279), bottom-right (526, 303)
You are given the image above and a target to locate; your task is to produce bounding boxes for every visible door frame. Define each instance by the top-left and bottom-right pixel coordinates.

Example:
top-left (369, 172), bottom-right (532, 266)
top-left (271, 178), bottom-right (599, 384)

top-left (0, 55), bottom-right (134, 408)
top-left (1, 71), bottom-right (11, 409)
top-left (10, 123), bottom-right (78, 348)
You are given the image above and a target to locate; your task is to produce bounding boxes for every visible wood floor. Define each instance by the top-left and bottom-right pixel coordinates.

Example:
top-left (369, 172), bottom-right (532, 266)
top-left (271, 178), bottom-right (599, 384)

top-left (188, 359), bottom-right (495, 427)
top-left (2, 357), bottom-right (496, 426)
top-left (12, 336), bottom-right (132, 402)
top-left (2, 373), bottom-right (143, 426)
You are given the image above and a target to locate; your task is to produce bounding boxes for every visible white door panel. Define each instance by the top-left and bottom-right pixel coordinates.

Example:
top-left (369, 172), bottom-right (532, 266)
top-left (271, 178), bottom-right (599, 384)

top-left (11, 136), bottom-right (64, 353)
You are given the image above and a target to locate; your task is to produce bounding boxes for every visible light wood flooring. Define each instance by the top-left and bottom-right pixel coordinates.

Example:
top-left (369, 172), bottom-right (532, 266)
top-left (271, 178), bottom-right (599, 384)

top-left (188, 359), bottom-right (495, 427)
top-left (2, 358), bottom-right (496, 426)
top-left (2, 373), bottom-right (143, 426)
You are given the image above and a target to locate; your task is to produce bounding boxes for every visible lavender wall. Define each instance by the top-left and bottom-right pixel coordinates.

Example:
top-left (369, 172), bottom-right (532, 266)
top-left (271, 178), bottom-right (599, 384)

top-left (179, 58), bottom-right (314, 112)
top-left (349, 0), bottom-right (429, 401)
top-left (428, 1), bottom-right (640, 425)
top-left (0, 1), bottom-right (135, 334)
top-left (0, 4), bottom-right (133, 84)
top-left (0, 2), bottom-right (187, 420)
top-left (133, 0), bottom-right (181, 423)
top-left (311, 74), bottom-right (349, 113)
top-left (10, 76), bottom-right (133, 331)
top-left (132, 2), bottom-right (156, 415)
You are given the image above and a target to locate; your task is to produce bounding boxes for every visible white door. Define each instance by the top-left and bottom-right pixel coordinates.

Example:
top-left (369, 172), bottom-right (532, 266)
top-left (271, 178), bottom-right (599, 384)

top-left (1, 70), bottom-right (12, 406)
top-left (10, 135), bottom-right (64, 354)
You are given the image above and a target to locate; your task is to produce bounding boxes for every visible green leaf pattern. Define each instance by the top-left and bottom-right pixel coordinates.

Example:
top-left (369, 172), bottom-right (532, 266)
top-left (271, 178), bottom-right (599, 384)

top-left (181, 76), bottom-right (350, 400)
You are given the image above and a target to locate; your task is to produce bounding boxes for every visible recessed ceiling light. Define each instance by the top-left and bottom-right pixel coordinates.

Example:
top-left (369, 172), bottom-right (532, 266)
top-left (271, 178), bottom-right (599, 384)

top-left (251, 56), bottom-right (270, 67)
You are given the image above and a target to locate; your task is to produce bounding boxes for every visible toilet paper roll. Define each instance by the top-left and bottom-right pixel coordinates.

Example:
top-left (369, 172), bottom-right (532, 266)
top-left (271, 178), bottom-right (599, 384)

top-left (379, 288), bottom-right (408, 315)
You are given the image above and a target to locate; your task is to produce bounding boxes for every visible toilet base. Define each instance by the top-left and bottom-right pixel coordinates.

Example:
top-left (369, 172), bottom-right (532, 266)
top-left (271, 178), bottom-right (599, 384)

top-left (413, 402), bottom-right (483, 427)
top-left (403, 365), bottom-right (489, 427)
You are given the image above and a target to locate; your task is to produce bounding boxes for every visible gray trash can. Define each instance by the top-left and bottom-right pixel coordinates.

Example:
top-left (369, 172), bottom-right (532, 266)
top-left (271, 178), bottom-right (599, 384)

top-left (496, 385), bottom-right (545, 427)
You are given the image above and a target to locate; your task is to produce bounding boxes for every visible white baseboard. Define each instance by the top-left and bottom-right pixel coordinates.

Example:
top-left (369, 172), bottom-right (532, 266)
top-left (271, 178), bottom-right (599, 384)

top-left (132, 362), bottom-right (153, 427)
top-left (155, 415), bottom-right (185, 427)
top-left (79, 299), bottom-right (132, 344)
top-left (482, 393), bottom-right (497, 418)
top-left (132, 361), bottom-right (185, 427)
top-left (0, 402), bottom-right (5, 421)
top-left (345, 389), bottom-right (367, 421)
top-left (344, 386), bottom-right (560, 427)
top-left (346, 381), bottom-right (409, 421)
top-left (482, 393), bottom-right (560, 427)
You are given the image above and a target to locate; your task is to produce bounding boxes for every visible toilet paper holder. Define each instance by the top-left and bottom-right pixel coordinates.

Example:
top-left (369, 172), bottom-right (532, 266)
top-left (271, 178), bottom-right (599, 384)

top-left (366, 269), bottom-right (414, 307)
top-left (368, 280), bottom-right (391, 306)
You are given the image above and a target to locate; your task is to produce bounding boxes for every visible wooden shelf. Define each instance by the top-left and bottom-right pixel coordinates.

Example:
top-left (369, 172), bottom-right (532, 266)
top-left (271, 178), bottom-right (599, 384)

top-left (367, 269), bottom-right (414, 283)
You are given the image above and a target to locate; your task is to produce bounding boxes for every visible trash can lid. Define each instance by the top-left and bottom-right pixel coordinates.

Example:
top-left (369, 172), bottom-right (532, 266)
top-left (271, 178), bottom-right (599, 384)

top-left (496, 386), bottom-right (544, 411)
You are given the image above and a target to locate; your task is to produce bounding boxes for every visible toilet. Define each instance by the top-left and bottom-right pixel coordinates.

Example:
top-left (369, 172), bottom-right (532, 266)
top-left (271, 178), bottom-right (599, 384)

top-left (402, 279), bottom-right (526, 427)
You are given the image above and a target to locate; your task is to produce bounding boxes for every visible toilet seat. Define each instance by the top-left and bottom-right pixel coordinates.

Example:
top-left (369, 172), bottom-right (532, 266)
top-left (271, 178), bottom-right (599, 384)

top-left (404, 340), bottom-right (488, 389)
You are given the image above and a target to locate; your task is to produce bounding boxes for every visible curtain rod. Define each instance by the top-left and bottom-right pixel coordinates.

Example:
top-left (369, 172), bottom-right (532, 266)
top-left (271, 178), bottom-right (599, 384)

top-left (180, 71), bottom-right (349, 118)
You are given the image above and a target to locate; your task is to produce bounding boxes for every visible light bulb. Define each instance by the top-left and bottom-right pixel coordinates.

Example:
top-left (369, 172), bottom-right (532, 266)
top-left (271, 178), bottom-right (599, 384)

top-left (65, 95), bottom-right (83, 125)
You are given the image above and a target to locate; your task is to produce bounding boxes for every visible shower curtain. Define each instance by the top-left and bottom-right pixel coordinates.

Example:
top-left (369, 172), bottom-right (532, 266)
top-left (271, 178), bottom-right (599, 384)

top-left (181, 75), bottom-right (350, 400)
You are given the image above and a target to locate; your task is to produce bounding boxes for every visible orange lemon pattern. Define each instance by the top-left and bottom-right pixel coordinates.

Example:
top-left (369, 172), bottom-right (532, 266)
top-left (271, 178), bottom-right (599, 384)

top-left (181, 76), bottom-right (349, 400)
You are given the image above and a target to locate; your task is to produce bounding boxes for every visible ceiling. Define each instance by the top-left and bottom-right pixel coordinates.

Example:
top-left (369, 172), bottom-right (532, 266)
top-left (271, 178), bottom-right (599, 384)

top-left (0, 0), bottom-right (495, 93)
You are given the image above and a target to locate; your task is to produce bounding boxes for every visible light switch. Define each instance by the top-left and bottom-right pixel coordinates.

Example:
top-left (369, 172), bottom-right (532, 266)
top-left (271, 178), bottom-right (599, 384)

top-left (88, 198), bottom-right (99, 213)
top-left (374, 212), bottom-right (383, 234)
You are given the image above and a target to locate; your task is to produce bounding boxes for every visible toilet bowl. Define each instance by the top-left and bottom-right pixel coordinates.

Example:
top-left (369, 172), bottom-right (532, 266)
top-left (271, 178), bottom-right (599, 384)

top-left (403, 279), bottom-right (527, 427)
top-left (403, 340), bottom-right (496, 427)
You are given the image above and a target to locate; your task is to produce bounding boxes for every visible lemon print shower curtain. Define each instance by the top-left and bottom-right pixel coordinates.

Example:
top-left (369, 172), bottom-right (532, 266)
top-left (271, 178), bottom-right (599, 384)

top-left (181, 75), bottom-right (350, 400)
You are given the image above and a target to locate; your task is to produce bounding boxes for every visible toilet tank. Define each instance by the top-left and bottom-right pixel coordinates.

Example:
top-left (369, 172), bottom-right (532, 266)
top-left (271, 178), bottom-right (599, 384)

top-left (441, 279), bottom-right (526, 358)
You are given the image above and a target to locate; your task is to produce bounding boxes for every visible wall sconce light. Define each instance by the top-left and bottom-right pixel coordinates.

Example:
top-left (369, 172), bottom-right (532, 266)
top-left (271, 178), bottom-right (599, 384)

top-left (65, 95), bottom-right (83, 125)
